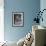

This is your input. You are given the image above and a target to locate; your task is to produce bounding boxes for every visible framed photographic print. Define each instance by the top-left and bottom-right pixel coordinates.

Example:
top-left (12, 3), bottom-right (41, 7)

top-left (12, 12), bottom-right (24, 27)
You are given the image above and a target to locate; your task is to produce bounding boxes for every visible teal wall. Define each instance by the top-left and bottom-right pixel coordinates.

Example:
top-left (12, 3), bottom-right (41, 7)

top-left (4, 0), bottom-right (40, 42)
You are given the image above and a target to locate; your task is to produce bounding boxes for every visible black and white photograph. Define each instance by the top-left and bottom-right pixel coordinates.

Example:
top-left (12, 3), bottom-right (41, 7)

top-left (12, 12), bottom-right (24, 27)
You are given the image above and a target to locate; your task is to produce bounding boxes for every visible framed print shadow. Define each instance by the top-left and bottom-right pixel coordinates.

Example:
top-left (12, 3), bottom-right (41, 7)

top-left (12, 12), bottom-right (24, 27)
